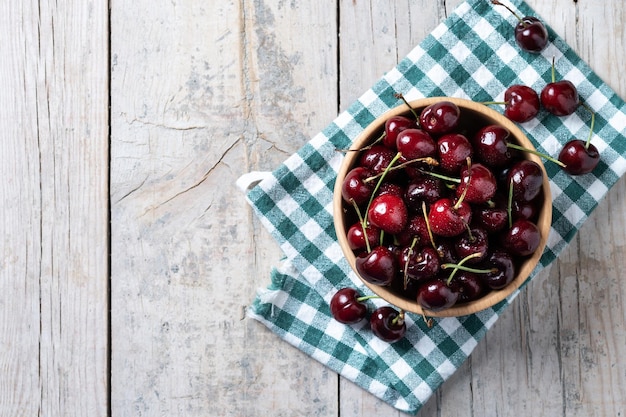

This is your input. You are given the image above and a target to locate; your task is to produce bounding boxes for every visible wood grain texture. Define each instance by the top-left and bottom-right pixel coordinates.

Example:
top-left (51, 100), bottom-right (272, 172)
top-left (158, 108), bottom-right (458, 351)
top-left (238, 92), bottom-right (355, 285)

top-left (0, 0), bottom-right (109, 415)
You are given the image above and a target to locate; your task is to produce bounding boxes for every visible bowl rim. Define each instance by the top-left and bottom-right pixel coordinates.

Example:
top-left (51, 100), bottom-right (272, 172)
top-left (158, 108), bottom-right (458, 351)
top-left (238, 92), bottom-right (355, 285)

top-left (333, 97), bottom-right (552, 317)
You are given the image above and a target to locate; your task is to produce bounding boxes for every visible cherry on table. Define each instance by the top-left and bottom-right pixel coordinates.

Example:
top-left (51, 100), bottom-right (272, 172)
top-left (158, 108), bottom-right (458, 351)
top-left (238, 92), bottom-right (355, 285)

top-left (541, 57), bottom-right (579, 116)
top-left (370, 306), bottom-right (406, 343)
top-left (330, 288), bottom-right (370, 324)
top-left (491, 0), bottom-right (548, 53)
top-left (504, 84), bottom-right (541, 122)
top-left (558, 104), bottom-right (599, 175)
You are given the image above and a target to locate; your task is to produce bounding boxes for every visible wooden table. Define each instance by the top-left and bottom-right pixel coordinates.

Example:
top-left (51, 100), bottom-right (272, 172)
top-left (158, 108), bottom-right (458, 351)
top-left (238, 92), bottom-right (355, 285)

top-left (2, 0), bottom-right (625, 415)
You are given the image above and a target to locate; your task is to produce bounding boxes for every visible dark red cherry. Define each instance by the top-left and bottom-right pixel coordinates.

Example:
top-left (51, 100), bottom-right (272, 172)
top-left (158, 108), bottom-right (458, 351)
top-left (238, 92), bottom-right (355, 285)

top-left (472, 125), bottom-right (513, 167)
top-left (367, 193), bottom-right (408, 235)
top-left (472, 202), bottom-right (508, 233)
top-left (396, 215), bottom-right (431, 247)
top-left (481, 250), bottom-right (515, 290)
top-left (341, 166), bottom-right (375, 205)
top-left (558, 139), bottom-right (600, 175)
top-left (507, 159), bottom-right (543, 202)
top-left (355, 246), bottom-right (397, 286)
top-left (398, 246), bottom-right (441, 282)
top-left (428, 198), bottom-right (472, 238)
top-left (456, 163), bottom-right (497, 204)
top-left (454, 272), bottom-right (486, 303)
top-left (346, 222), bottom-right (381, 251)
top-left (514, 17), bottom-right (549, 53)
top-left (404, 175), bottom-right (444, 211)
top-left (541, 80), bottom-right (579, 116)
top-left (359, 145), bottom-right (397, 177)
top-left (396, 128), bottom-right (437, 160)
top-left (454, 228), bottom-right (489, 264)
top-left (419, 101), bottom-right (461, 135)
top-left (416, 279), bottom-right (460, 312)
top-left (437, 133), bottom-right (473, 173)
top-left (504, 85), bottom-right (540, 123)
top-left (384, 116), bottom-right (418, 148)
top-left (370, 306), bottom-right (406, 342)
top-left (503, 219), bottom-right (541, 257)
top-left (330, 288), bottom-right (368, 324)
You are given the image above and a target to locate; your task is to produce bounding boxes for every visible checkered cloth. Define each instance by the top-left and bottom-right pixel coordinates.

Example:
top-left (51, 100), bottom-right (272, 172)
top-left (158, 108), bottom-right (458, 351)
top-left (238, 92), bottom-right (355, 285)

top-left (241, 0), bottom-right (626, 414)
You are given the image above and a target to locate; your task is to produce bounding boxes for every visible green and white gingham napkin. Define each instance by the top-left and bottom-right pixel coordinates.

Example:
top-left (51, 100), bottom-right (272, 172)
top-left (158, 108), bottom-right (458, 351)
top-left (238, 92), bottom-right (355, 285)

top-left (241, 0), bottom-right (626, 414)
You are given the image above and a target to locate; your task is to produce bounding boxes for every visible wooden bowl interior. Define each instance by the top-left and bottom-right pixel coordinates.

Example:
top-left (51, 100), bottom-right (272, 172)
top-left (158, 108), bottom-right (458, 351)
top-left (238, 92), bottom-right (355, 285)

top-left (333, 97), bottom-right (552, 317)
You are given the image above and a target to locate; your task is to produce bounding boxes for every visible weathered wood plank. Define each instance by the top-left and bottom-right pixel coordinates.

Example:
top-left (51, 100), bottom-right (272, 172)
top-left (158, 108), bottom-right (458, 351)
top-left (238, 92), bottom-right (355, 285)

top-left (110, 1), bottom-right (339, 416)
top-left (0, 0), bottom-right (109, 415)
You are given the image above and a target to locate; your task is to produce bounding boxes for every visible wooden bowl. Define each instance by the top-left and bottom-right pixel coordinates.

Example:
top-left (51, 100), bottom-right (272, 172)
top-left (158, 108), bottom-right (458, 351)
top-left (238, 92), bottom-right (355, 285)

top-left (333, 97), bottom-right (552, 317)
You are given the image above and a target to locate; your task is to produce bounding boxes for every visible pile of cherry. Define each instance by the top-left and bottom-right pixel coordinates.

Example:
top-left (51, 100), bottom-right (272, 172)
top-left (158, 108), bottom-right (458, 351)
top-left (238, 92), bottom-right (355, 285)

top-left (330, 0), bottom-right (600, 343)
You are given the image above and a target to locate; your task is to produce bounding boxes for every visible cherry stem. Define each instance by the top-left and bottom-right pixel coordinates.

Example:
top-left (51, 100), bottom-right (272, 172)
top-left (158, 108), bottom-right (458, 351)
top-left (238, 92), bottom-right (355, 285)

top-left (363, 152), bottom-right (403, 227)
top-left (579, 101), bottom-right (596, 150)
top-left (356, 294), bottom-right (381, 302)
top-left (506, 142), bottom-right (566, 167)
top-left (507, 178), bottom-right (514, 229)
top-left (394, 93), bottom-right (420, 120)
top-left (453, 157), bottom-right (472, 211)
top-left (481, 101), bottom-right (507, 106)
top-left (335, 131), bottom-right (385, 153)
top-left (419, 169), bottom-right (461, 184)
top-left (442, 252), bottom-right (497, 284)
top-left (364, 157), bottom-right (439, 183)
top-left (403, 237), bottom-right (419, 290)
top-left (551, 56), bottom-right (556, 83)
top-left (391, 309), bottom-right (405, 326)
top-left (422, 201), bottom-right (438, 250)
top-left (491, 0), bottom-right (526, 27)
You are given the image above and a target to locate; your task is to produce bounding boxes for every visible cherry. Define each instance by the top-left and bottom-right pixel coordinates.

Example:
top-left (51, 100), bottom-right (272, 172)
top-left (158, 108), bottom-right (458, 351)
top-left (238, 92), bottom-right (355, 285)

top-left (428, 197), bottom-right (472, 238)
top-left (472, 201), bottom-right (509, 233)
top-left (456, 163), bottom-right (497, 204)
top-left (481, 250), bottom-right (515, 290)
top-left (342, 166), bottom-right (375, 205)
top-left (396, 215), bottom-right (431, 247)
top-left (472, 125), bottom-right (513, 167)
top-left (491, 1), bottom-right (548, 53)
top-left (396, 128), bottom-right (437, 160)
top-left (559, 105), bottom-right (599, 175)
top-left (355, 245), bottom-right (397, 286)
top-left (398, 246), bottom-right (441, 282)
top-left (453, 271), bottom-right (486, 303)
top-left (359, 145), bottom-right (398, 177)
top-left (437, 133), bottom-right (473, 173)
top-left (503, 218), bottom-right (541, 257)
top-left (507, 159), bottom-right (543, 202)
top-left (404, 175), bottom-right (444, 211)
top-left (541, 58), bottom-right (579, 116)
top-left (367, 193), bottom-right (408, 235)
top-left (454, 227), bottom-right (489, 264)
top-left (504, 85), bottom-right (540, 122)
top-left (376, 182), bottom-right (404, 198)
top-left (370, 306), bottom-right (406, 342)
top-left (346, 221), bottom-right (381, 252)
top-left (419, 101), bottom-right (461, 135)
top-left (330, 288), bottom-right (371, 324)
top-left (435, 240), bottom-right (459, 264)
top-left (416, 278), bottom-right (460, 312)
top-left (384, 115), bottom-right (418, 148)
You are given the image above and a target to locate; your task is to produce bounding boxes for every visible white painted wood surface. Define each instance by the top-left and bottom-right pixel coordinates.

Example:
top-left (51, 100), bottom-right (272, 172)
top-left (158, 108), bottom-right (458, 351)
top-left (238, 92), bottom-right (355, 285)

top-left (1, 0), bottom-right (624, 415)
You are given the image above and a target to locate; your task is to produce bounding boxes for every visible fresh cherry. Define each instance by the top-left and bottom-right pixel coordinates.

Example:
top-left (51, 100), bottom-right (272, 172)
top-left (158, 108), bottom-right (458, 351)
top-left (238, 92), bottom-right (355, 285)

top-left (416, 278), bottom-right (460, 312)
top-left (330, 288), bottom-right (371, 324)
top-left (504, 85), bottom-right (540, 122)
top-left (541, 58), bottom-right (579, 116)
top-left (347, 221), bottom-right (381, 252)
top-left (396, 128), bottom-right (437, 160)
top-left (491, 0), bottom-right (548, 53)
top-left (355, 245), bottom-right (397, 286)
top-left (437, 133), bottom-right (474, 173)
top-left (453, 271), bottom-right (486, 303)
top-left (404, 175), bottom-right (444, 211)
top-left (384, 115), bottom-right (418, 148)
top-left (507, 159), bottom-right (543, 202)
top-left (456, 162), bottom-right (497, 204)
top-left (359, 145), bottom-right (398, 177)
top-left (370, 306), bottom-right (406, 342)
top-left (428, 197), bottom-right (472, 238)
top-left (472, 125), bottom-right (514, 167)
top-left (558, 105), bottom-right (599, 175)
top-left (454, 227), bottom-right (489, 264)
top-left (367, 193), bottom-right (408, 235)
top-left (481, 250), bottom-right (515, 290)
top-left (472, 201), bottom-right (509, 233)
top-left (503, 218), bottom-right (541, 257)
top-left (396, 215), bottom-right (431, 247)
top-left (398, 246), bottom-right (441, 282)
top-left (419, 101), bottom-right (461, 135)
top-left (342, 166), bottom-right (375, 205)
